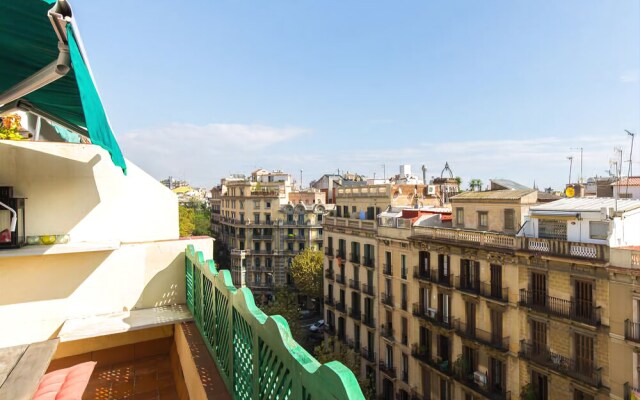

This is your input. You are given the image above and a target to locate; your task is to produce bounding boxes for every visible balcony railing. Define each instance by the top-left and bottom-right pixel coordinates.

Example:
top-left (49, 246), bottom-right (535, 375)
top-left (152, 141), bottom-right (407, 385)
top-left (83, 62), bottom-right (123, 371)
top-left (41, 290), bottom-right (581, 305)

top-left (412, 303), bottom-right (452, 330)
top-left (335, 302), bottom-right (346, 312)
top-left (413, 266), bottom-right (432, 283)
top-left (336, 274), bottom-right (346, 285)
top-left (325, 270), bottom-right (335, 280)
top-left (452, 319), bottom-right (509, 352)
top-left (324, 296), bottom-right (335, 307)
top-left (325, 247), bottom-right (334, 256)
top-left (349, 253), bottom-right (361, 265)
top-left (361, 347), bottom-right (376, 363)
top-left (413, 226), bottom-right (517, 249)
top-left (454, 276), bottom-right (480, 295)
top-left (521, 237), bottom-right (608, 262)
top-left (383, 264), bottom-right (393, 276)
top-left (519, 289), bottom-right (601, 326)
top-left (378, 361), bottom-right (396, 379)
top-left (362, 283), bottom-right (375, 296)
top-left (185, 245), bottom-right (364, 399)
top-left (434, 270), bottom-right (453, 287)
top-left (336, 249), bottom-right (346, 259)
top-left (625, 320), bottom-right (640, 342)
top-left (349, 279), bottom-right (361, 291)
top-left (519, 340), bottom-right (602, 388)
top-left (381, 293), bottom-right (394, 307)
top-left (363, 257), bottom-right (375, 269)
top-left (362, 315), bottom-right (376, 329)
top-left (410, 343), bottom-right (431, 364)
top-left (380, 324), bottom-right (395, 341)
top-left (452, 369), bottom-right (510, 400)
top-left (480, 282), bottom-right (509, 303)
top-left (349, 307), bottom-right (361, 321)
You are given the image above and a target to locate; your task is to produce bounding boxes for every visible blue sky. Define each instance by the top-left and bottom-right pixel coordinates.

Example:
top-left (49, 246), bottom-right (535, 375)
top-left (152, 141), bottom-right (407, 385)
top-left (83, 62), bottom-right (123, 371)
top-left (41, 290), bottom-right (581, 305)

top-left (74, 1), bottom-right (639, 189)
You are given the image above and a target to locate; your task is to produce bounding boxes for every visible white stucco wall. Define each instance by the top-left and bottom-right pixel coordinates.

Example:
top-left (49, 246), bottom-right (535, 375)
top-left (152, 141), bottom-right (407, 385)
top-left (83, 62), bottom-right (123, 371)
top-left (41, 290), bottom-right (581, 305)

top-left (0, 237), bottom-right (213, 348)
top-left (0, 141), bottom-right (178, 243)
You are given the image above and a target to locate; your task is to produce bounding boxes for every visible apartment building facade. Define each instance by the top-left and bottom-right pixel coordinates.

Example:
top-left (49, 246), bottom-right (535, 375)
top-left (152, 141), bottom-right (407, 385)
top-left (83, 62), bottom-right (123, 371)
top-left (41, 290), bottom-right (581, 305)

top-left (324, 183), bottom-right (640, 400)
top-left (214, 169), bottom-right (331, 301)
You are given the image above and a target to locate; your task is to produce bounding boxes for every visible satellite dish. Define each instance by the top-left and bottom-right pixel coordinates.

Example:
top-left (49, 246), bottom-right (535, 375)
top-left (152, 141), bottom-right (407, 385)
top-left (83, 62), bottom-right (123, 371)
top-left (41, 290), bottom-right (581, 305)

top-left (565, 186), bottom-right (575, 198)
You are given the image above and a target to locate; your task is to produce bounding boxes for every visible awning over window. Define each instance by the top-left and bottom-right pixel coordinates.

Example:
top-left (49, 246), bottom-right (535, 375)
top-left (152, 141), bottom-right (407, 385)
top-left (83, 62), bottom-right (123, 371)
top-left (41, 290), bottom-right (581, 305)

top-left (0, 0), bottom-right (126, 173)
top-left (530, 211), bottom-right (580, 220)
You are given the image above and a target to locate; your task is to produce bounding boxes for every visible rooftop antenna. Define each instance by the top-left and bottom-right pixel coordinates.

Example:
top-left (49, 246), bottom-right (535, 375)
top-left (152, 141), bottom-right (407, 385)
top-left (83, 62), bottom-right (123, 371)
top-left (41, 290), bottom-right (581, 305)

top-left (614, 147), bottom-right (624, 178)
top-left (421, 164), bottom-right (427, 185)
top-left (625, 130), bottom-right (635, 197)
top-left (570, 147), bottom-right (583, 183)
top-left (381, 164), bottom-right (386, 181)
top-left (567, 156), bottom-right (573, 185)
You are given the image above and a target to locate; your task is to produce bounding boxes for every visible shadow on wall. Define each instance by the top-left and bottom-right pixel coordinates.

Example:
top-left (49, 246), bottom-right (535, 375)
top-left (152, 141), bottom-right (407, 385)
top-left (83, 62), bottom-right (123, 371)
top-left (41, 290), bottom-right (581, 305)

top-left (0, 250), bottom-right (111, 306)
top-left (133, 252), bottom-right (184, 309)
top-left (0, 143), bottom-right (101, 237)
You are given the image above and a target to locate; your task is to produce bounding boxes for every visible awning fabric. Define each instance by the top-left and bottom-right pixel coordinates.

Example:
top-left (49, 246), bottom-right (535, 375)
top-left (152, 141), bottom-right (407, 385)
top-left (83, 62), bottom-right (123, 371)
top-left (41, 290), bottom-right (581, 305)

top-left (0, 0), bottom-right (127, 173)
top-left (530, 211), bottom-right (580, 220)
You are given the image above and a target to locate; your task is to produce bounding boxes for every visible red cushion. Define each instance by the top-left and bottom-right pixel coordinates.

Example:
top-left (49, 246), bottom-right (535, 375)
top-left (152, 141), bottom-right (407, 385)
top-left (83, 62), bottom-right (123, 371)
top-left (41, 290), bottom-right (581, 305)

top-left (32, 361), bottom-right (97, 400)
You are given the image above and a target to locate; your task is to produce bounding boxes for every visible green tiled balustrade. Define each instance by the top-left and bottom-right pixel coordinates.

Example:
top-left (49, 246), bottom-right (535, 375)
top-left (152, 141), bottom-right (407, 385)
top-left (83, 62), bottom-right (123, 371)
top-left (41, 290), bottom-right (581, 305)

top-left (186, 245), bottom-right (365, 399)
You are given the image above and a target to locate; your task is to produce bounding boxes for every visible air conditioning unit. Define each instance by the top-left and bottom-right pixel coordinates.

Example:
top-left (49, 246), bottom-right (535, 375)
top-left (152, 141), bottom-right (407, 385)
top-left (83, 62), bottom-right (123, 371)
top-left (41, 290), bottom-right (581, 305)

top-left (427, 185), bottom-right (436, 195)
top-left (473, 371), bottom-right (487, 386)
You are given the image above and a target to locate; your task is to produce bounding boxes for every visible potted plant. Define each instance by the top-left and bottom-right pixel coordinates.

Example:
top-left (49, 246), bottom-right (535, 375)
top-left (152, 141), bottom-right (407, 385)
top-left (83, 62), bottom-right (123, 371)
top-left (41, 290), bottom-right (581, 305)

top-left (0, 114), bottom-right (25, 141)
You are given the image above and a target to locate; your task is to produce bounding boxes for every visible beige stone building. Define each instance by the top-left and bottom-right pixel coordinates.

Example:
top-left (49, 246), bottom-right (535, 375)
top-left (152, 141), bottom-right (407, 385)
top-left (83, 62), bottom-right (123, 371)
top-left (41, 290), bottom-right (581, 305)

top-left (214, 169), bottom-right (332, 300)
top-left (324, 183), bottom-right (640, 400)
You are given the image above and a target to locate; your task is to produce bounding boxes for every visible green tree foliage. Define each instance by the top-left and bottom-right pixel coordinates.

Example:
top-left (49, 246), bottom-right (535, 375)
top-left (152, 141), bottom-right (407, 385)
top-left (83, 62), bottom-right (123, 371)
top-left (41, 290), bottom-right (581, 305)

top-left (314, 337), bottom-right (375, 399)
top-left (262, 286), bottom-right (302, 342)
top-left (179, 205), bottom-right (195, 237)
top-left (468, 178), bottom-right (483, 192)
top-left (290, 248), bottom-right (323, 299)
top-left (193, 207), bottom-right (211, 236)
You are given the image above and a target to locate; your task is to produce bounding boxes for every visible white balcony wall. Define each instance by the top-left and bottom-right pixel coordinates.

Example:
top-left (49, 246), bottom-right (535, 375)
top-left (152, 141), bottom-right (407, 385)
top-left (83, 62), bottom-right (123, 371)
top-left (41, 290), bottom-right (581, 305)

top-left (0, 141), bottom-right (178, 243)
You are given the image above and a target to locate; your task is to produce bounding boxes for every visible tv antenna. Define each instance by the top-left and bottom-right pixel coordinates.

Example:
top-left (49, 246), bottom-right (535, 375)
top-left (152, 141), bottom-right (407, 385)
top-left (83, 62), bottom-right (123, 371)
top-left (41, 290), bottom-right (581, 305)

top-left (570, 147), bottom-right (583, 183)
top-left (625, 130), bottom-right (635, 197)
top-left (567, 156), bottom-right (574, 184)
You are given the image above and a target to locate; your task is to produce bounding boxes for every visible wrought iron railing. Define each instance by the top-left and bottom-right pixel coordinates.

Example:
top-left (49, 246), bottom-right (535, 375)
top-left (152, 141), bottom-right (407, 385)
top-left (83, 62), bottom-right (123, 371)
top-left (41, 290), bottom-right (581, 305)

top-left (362, 314), bottom-right (376, 328)
top-left (349, 279), bottom-right (361, 291)
top-left (324, 296), bottom-right (334, 306)
top-left (336, 302), bottom-right (346, 312)
top-left (336, 274), bottom-right (346, 285)
top-left (383, 264), bottom-right (393, 276)
top-left (412, 303), bottom-right (452, 330)
top-left (378, 360), bottom-right (396, 378)
top-left (363, 257), bottom-right (375, 269)
top-left (325, 269), bottom-right (334, 280)
top-left (361, 346), bottom-right (376, 363)
top-left (413, 266), bottom-right (432, 282)
top-left (519, 289), bottom-right (601, 326)
top-left (626, 320), bottom-right (640, 342)
top-left (362, 283), bottom-right (375, 296)
top-left (380, 324), bottom-right (395, 341)
top-left (519, 340), bottom-right (601, 388)
top-left (381, 293), bottom-right (394, 307)
top-left (185, 245), bottom-right (364, 399)
top-left (452, 319), bottom-right (509, 352)
top-left (349, 307), bottom-right (361, 321)
top-left (480, 282), bottom-right (508, 303)
top-left (454, 275), bottom-right (480, 295)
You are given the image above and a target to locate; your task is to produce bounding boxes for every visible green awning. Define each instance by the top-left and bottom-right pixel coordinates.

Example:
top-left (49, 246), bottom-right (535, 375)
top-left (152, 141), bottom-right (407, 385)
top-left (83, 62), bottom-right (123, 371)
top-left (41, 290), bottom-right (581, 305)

top-left (0, 0), bottom-right (127, 173)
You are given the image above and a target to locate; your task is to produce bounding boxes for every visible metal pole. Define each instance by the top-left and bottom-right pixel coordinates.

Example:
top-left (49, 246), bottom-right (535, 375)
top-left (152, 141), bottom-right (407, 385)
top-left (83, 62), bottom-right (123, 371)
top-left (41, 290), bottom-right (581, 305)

top-left (567, 156), bottom-right (573, 184)
top-left (625, 130), bottom-right (635, 197)
top-left (300, 169), bottom-right (303, 189)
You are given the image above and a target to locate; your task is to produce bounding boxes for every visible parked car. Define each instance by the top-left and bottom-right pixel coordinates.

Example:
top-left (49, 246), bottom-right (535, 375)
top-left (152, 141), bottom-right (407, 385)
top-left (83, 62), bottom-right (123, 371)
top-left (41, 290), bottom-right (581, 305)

top-left (309, 319), bottom-right (325, 332)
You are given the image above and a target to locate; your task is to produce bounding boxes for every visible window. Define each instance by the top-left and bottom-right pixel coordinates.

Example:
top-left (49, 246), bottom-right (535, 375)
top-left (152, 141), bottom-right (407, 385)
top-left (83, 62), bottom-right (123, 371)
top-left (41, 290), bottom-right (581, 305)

top-left (253, 213), bottom-right (260, 224)
top-left (239, 200), bottom-right (244, 209)
top-left (401, 284), bottom-right (407, 311)
top-left (589, 221), bottom-right (608, 240)
top-left (574, 332), bottom-right (594, 376)
top-left (265, 201), bottom-right (271, 209)
top-left (538, 219), bottom-right (567, 240)
top-left (573, 390), bottom-right (594, 400)
top-left (253, 200), bottom-right (260, 208)
top-left (478, 211), bottom-right (488, 229)
top-left (402, 353), bottom-right (409, 383)
top-left (456, 207), bottom-right (464, 226)
top-left (504, 209), bottom-right (515, 230)
top-left (401, 254), bottom-right (407, 279)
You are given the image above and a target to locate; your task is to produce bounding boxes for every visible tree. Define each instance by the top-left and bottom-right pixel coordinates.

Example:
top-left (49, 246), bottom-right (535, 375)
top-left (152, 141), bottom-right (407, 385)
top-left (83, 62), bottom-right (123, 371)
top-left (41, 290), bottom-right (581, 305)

top-left (193, 207), bottom-right (211, 236)
top-left (290, 248), bottom-right (323, 299)
top-left (314, 337), bottom-right (375, 399)
top-left (468, 178), bottom-right (483, 192)
top-left (262, 286), bottom-right (302, 342)
top-left (179, 205), bottom-right (195, 237)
